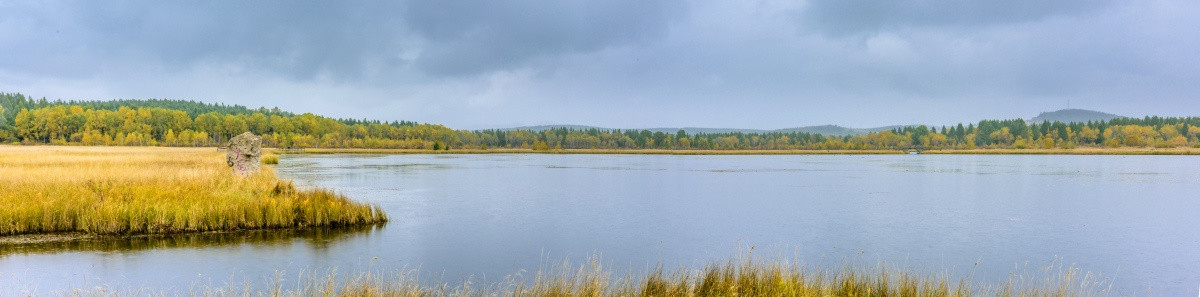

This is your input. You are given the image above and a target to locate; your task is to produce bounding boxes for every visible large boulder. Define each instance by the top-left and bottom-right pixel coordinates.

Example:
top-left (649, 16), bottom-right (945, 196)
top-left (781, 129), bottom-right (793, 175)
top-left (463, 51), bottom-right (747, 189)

top-left (226, 132), bottom-right (262, 175)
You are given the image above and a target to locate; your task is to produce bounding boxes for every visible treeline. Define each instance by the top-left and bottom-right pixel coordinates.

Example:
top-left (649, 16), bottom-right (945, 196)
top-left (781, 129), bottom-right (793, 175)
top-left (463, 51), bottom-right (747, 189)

top-left (0, 93), bottom-right (441, 148)
top-left (2, 92), bottom-right (1199, 150)
top-left (1, 92), bottom-right (289, 120)
top-left (866, 118), bottom-right (1199, 150)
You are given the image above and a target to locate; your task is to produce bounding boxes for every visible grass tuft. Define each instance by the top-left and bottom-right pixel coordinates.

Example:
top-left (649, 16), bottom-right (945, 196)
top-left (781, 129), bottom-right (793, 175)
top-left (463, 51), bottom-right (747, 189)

top-left (262, 153), bottom-right (280, 164)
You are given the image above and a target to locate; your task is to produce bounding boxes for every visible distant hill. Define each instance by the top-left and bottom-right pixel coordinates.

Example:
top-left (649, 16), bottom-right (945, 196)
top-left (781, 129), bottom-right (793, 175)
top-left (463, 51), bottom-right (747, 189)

top-left (1030, 109), bottom-right (1124, 124)
top-left (648, 125), bottom-right (908, 136)
top-left (644, 127), bottom-right (767, 134)
top-left (775, 125), bottom-right (906, 136)
top-left (500, 125), bottom-right (610, 132)
top-left (497, 124), bottom-right (905, 136)
top-left (501, 111), bottom-right (1128, 136)
top-left (500, 125), bottom-right (757, 134)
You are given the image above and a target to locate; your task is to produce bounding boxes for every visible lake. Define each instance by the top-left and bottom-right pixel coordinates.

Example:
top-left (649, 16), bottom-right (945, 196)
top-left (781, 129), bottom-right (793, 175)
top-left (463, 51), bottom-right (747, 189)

top-left (2, 154), bottom-right (1198, 295)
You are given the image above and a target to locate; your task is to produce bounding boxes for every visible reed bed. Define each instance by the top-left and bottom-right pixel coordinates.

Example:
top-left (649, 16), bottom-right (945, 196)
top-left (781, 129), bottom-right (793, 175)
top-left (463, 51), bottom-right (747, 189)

top-left (70, 257), bottom-right (1112, 297)
top-left (0, 146), bottom-right (386, 236)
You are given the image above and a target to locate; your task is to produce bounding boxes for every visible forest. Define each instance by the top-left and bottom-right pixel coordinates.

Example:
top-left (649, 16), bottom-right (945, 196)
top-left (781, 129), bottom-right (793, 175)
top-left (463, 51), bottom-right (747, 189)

top-left (2, 92), bottom-right (1199, 150)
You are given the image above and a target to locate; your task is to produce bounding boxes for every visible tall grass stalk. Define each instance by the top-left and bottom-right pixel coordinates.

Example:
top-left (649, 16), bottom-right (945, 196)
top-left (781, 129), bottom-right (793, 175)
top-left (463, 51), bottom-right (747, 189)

top-left (0, 146), bottom-right (386, 236)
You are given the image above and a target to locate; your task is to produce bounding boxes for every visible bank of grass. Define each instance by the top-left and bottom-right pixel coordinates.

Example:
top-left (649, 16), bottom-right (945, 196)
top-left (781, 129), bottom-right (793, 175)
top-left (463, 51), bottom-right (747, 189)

top-left (0, 146), bottom-right (386, 237)
top-left (76, 257), bottom-right (1111, 297)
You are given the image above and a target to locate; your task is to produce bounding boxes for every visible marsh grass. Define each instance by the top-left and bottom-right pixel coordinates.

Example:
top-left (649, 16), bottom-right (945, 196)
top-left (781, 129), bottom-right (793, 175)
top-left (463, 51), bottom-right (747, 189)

top-left (263, 153), bottom-right (280, 164)
top-left (0, 146), bottom-right (386, 237)
top-left (72, 256), bottom-right (1113, 297)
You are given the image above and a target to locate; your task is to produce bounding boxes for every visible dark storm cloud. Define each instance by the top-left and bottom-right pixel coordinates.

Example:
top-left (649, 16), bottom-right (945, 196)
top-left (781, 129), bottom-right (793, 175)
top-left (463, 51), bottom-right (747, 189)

top-left (401, 0), bottom-right (686, 76)
top-left (800, 0), bottom-right (1118, 35)
top-left (0, 1), bottom-right (410, 81)
top-left (1, 1), bottom-right (685, 81)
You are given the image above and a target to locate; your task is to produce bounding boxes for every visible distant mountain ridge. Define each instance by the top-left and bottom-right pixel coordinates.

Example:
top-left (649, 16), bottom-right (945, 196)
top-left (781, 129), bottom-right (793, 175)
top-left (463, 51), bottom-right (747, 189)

top-left (500, 124), bottom-right (906, 136)
top-left (498, 109), bottom-right (1128, 136)
top-left (1030, 109), bottom-right (1124, 123)
top-left (500, 125), bottom-right (607, 132)
top-left (775, 125), bottom-right (906, 136)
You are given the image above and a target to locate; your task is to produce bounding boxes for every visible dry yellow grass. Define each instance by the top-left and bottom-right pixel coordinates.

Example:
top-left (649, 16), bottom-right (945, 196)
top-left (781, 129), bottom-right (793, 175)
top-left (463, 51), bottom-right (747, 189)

top-left (72, 257), bottom-right (1112, 297)
top-left (0, 145), bottom-right (386, 236)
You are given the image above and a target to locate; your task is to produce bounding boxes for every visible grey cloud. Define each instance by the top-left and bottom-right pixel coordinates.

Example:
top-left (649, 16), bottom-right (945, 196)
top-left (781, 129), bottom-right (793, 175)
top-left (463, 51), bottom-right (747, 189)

top-left (2, 1), bottom-right (687, 82)
top-left (403, 0), bottom-right (687, 76)
top-left (800, 0), bottom-right (1119, 35)
top-left (2, 1), bottom-right (1199, 130)
top-left (2, 1), bottom-right (412, 81)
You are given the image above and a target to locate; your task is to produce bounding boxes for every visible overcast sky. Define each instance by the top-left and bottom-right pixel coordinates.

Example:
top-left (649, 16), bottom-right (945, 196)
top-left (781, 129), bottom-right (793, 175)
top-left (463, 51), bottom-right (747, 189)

top-left (2, 1), bottom-right (1198, 129)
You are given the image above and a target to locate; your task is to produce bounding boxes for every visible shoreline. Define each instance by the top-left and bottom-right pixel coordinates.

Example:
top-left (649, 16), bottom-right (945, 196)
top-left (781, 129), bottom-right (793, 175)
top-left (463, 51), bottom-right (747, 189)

top-left (6, 145), bottom-right (1196, 155)
top-left (0, 224), bottom-right (384, 246)
top-left (269, 147), bottom-right (1200, 155)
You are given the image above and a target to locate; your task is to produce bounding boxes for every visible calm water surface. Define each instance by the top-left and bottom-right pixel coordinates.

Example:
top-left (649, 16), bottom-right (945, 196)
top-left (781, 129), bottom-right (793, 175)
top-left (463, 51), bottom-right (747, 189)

top-left (2, 154), bottom-right (1198, 295)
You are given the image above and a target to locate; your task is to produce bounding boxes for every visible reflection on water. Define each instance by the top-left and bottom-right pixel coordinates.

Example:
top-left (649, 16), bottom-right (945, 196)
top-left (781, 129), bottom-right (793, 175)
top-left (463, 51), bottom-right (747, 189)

top-left (0, 224), bottom-right (383, 257)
